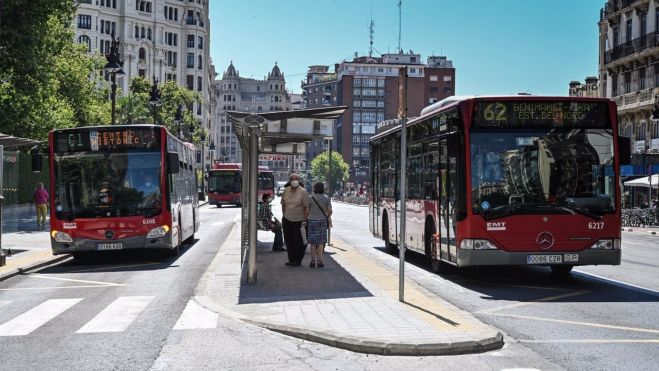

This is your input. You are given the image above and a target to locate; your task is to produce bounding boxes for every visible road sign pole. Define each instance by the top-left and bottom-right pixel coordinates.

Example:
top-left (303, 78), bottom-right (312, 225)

top-left (398, 67), bottom-right (408, 302)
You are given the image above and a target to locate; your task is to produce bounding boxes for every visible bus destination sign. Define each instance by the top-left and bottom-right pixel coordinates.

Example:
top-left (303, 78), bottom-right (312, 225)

top-left (472, 101), bottom-right (610, 128)
top-left (54, 128), bottom-right (160, 152)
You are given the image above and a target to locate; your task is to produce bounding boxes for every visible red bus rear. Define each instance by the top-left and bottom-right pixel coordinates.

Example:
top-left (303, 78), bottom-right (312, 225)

top-left (370, 96), bottom-right (630, 274)
top-left (48, 125), bottom-right (199, 258)
top-left (207, 163), bottom-right (274, 207)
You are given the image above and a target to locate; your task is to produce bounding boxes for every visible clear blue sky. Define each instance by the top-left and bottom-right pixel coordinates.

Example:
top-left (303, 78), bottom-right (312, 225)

top-left (209, 0), bottom-right (603, 96)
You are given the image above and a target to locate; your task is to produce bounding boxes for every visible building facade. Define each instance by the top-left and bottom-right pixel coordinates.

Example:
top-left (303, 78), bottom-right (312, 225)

top-left (569, 76), bottom-right (599, 97)
top-left (211, 62), bottom-right (291, 174)
top-left (303, 53), bottom-right (455, 184)
top-left (599, 0), bottom-right (659, 155)
top-left (74, 0), bottom-right (213, 141)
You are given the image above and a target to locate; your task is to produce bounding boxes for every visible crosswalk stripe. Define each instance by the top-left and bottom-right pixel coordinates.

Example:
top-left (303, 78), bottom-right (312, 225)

top-left (0, 298), bottom-right (83, 336)
top-left (76, 296), bottom-right (154, 334)
top-left (173, 299), bottom-right (218, 330)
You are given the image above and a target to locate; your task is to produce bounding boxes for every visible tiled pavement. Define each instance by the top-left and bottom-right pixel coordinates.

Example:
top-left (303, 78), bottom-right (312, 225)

top-left (196, 225), bottom-right (503, 355)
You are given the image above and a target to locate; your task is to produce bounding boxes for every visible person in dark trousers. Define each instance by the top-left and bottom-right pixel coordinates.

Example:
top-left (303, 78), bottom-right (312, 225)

top-left (280, 173), bottom-right (309, 266)
top-left (258, 193), bottom-right (285, 251)
top-left (307, 182), bottom-right (332, 268)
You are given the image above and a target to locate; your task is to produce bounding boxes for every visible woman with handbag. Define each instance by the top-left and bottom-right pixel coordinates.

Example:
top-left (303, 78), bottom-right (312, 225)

top-left (307, 182), bottom-right (332, 268)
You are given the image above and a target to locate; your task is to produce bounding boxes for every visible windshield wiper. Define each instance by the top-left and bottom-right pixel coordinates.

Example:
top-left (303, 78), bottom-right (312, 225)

top-left (557, 205), bottom-right (602, 221)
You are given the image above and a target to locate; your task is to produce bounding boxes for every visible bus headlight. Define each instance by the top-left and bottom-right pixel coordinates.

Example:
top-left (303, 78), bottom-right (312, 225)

top-left (459, 239), bottom-right (499, 250)
top-left (51, 231), bottom-right (73, 243)
top-left (590, 239), bottom-right (614, 249)
top-left (147, 225), bottom-right (170, 239)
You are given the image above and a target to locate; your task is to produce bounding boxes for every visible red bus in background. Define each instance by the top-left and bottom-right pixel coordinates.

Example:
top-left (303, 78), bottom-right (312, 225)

top-left (48, 125), bottom-right (200, 259)
top-left (369, 96), bottom-right (630, 275)
top-left (207, 162), bottom-right (275, 207)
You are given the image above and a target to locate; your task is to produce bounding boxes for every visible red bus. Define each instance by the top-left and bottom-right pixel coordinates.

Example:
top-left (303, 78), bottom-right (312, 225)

top-left (48, 125), bottom-right (200, 258)
top-left (369, 96), bottom-right (630, 274)
top-left (207, 163), bottom-right (274, 207)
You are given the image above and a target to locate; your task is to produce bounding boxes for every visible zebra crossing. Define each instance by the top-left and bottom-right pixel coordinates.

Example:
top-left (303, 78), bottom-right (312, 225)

top-left (0, 296), bottom-right (219, 337)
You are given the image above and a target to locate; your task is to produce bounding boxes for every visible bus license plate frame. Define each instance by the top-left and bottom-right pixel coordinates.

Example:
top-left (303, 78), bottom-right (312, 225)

top-left (97, 243), bottom-right (123, 251)
top-left (527, 254), bottom-right (562, 264)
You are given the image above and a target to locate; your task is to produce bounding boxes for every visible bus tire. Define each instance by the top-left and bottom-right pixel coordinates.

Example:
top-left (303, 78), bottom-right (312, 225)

top-left (72, 252), bottom-right (90, 262)
top-left (425, 218), bottom-right (442, 273)
top-left (383, 214), bottom-right (398, 253)
top-left (168, 216), bottom-right (182, 257)
top-left (216, 204), bottom-right (222, 208)
top-left (185, 214), bottom-right (196, 244)
top-left (550, 265), bottom-right (573, 275)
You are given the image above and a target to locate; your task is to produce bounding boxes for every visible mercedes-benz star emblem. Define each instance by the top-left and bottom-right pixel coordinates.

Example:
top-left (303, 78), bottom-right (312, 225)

top-left (105, 230), bottom-right (114, 239)
top-left (536, 232), bottom-right (554, 249)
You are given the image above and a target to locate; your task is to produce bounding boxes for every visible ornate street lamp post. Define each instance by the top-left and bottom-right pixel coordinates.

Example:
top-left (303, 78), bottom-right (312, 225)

top-left (173, 104), bottom-right (184, 138)
top-left (104, 31), bottom-right (124, 125)
top-left (148, 76), bottom-right (162, 126)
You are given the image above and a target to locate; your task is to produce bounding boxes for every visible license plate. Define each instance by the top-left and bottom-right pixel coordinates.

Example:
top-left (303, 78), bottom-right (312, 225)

top-left (527, 254), bottom-right (562, 264)
top-left (564, 254), bottom-right (579, 263)
top-left (97, 243), bottom-right (123, 251)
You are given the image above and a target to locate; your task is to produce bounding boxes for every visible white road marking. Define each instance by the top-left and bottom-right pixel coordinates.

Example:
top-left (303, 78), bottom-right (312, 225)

top-left (28, 274), bottom-right (124, 287)
top-left (76, 296), bottom-right (153, 333)
top-left (489, 313), bottom-right (659, 334)
top-left (0, 298), bottom-right (83, 336)
top-left (0, 285), bottom-right (125, 291)
top-left (212, 221), bottom-right (226, 227)
top-left (573, 270), bottom-right (659, 298)
top-left (477, 291), bottom-right (590, 314)
top-left (520, 338), bottom-right (659, 344)
top-left (173, 298), bottom-right (218, 330)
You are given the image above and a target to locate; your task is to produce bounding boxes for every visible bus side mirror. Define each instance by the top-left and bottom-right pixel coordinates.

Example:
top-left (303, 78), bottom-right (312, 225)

top-left (167, 153), bottom-right (180, 174)
top-left (31, 152), bottom-right (43, 173)
top-left (618, 136), bottom-right (631, 165)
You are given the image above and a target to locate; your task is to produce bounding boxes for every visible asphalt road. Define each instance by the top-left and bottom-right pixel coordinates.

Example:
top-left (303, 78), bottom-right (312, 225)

top-left (330, 201), bottom-right (659, 371)
top-left (0, 204), bottom-right (237, 371)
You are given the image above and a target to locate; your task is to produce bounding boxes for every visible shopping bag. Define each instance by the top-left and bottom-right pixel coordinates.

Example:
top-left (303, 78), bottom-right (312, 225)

top-left (300, 223), bottom-right (307, 245)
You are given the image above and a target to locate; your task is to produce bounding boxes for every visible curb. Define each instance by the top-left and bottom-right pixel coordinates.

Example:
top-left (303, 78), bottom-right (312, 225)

top-left (243, 318), bottom-right (504, 356)
top-left (622, 227), bottom-right (658, 235)
top-left (0, 254), bottom-right (71, 282)
top-left (195, 224), bottom-right (505, 356)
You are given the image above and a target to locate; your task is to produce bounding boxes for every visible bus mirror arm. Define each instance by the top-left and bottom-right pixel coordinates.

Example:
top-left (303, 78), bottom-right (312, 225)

top-left (167, 152), bottom-right (180, 174)
top-left (617, 136), bottom-right (631, 165)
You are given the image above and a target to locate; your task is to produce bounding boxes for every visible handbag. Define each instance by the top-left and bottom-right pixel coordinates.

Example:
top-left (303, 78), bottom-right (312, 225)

top-left (300, 222), bottom-right (307, 245)
top-left (311, 195), bottom-right (332, 228)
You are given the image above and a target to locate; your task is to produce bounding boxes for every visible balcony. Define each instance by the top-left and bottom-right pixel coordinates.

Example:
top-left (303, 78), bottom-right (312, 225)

top-left (602, 0), bottom-right (648, 21)
top-left (613, 87), bottom-right (655, 113)
top-left (605, 32), bottom-right (659, 66)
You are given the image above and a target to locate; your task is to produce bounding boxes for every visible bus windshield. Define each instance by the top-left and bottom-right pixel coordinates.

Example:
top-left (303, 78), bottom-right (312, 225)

top-left (208, 171), bottom-right (241, 194)
top-left (53, 150), bottom-right (162, 219)
top-left (258, 172), bottom-right (274, 191)
top-left (470, 129), bottom-right (616, 220)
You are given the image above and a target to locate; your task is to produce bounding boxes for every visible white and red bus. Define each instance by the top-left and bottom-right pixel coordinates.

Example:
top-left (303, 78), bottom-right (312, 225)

top-left (207, 162), bottom-right (274, 207)
top-left (48, 125), bottom-right (200, 258)
top-left (369, 96), bottom-right (631, 274)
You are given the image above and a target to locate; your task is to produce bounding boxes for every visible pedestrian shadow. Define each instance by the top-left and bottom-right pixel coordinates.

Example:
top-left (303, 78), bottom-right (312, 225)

top-left (237, 241), bottom-right (372, 304)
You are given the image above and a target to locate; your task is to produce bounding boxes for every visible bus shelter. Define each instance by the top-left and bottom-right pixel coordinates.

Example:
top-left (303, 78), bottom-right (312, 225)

top-left (226, 107), bottom-right (347, 283)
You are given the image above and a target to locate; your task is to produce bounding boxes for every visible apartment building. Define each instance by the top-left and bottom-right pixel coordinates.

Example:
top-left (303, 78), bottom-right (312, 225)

top-left (569, 76), bottom-right (599, 97)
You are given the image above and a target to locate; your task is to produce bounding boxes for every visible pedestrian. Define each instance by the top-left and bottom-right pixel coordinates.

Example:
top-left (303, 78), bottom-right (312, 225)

top-left (33, 182), bottom-right (49, 230)
top-left (258, 193), bottom-right (285, 251)
top-left (280, 173), bottom-right (309, 266)
top-left (307, 182), bottom-right (332, 268)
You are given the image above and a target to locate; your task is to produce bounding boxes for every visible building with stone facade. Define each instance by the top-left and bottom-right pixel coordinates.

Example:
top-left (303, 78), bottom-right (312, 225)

top-left (569, 76), bottom-right (599, 97)
top-left (302, 53), bottom-right (455, 184)
top-left (599, 0), bottom-right (659, 155)
top-left (73, 0), bottom-right (214, 157)
top-left (211, 62), bottom-right (291, 176)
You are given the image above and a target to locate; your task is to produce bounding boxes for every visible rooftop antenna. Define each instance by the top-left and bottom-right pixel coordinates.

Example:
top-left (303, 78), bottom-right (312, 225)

top-left (398, 0), bottom-right (402, 53)
top-left (369, 2), bottom-right (375, 58)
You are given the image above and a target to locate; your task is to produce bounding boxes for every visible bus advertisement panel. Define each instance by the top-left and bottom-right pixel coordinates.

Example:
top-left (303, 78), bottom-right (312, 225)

top-left (48, 125), bottom-right (199, 258)
top-left (369, 96), bottom-right (629, 274)
top-left (207, 163), bottom-right (274, 207)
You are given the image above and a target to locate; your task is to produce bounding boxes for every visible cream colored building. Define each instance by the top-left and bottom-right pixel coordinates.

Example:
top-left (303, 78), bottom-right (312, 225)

top-left (599, 0), bottom-right (659, 153)
top-left (569, 76), bottom-right (599, 97)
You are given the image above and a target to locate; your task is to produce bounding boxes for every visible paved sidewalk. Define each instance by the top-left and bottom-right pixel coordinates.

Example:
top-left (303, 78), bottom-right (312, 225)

top-left (196, 225), bottom-right (504, 356)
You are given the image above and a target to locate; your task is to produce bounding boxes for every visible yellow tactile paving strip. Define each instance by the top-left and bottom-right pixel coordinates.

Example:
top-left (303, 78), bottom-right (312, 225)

top-left (0, 250), bottom-right (54, 274)
top-left (330, 238), bottom-right (485, 333)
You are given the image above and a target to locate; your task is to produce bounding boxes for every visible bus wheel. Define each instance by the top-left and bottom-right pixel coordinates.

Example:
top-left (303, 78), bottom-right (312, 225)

top-left (550, 265), bottom-right (573, 275)
top-left (72, 252), bottom-right (90, 262)
top-left (383, 216), bottom-right (398, 253)
top-left (216, 204), bottom-right (222, 208)
top-left (425, 220), bottom-right (442, 273)
top-left (169, 221), bottom-right (182, 257)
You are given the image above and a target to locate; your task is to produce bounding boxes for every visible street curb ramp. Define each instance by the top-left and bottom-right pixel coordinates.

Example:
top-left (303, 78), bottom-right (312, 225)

top-left (0, 254), bottom-right (70, 282)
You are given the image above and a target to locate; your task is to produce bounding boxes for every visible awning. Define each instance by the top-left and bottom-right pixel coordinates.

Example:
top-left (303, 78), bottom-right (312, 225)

top-left (623, 174), bottom-right (659, 188)
top-left (0, 132), bottom-right (39, 148)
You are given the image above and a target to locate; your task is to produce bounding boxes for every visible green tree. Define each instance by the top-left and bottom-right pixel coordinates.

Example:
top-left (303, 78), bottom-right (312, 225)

top-left (310, 151), bottom-right (350, 193)
top-left (0, 0), bottom-right (109, 139)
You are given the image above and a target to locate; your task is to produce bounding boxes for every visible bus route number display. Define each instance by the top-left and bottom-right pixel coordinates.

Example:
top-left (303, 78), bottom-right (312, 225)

top-left (55, 128), bottom-right (160, 152)
top-left (472, 101), bottom-right (609, 128)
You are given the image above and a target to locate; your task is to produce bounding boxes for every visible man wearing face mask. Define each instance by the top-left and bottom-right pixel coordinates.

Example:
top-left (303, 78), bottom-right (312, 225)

top-left (258, 193), bottom-right (285, 251)
top-left (280, 173), bottom-right (309, 266)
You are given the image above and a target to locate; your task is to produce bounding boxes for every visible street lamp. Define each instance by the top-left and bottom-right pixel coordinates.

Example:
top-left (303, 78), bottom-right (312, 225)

top-left (104, 31), bottom-right (124, 125)
top-left (209, 140), bottom-right (216, 166)
top-left (148, 76), bottom-right (162, 126)
top-left (174, 104), bottom-right (184, 138)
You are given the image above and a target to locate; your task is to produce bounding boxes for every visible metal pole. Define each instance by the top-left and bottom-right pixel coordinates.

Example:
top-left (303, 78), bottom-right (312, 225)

top-left (111, 72), bottom-right (117, 125)
top-left (327, 139), bottom-right (332, 246)
top-left (398, 66), bottom-right (408, 302)
top-left (247, 125), bottom-right (259, 284)
top-left (0, 145), bottom-right (4, 266)
top-left (241, 142), bottom-right (249, 266)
